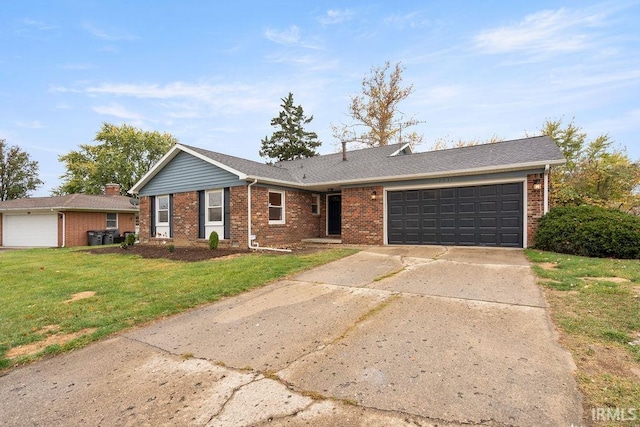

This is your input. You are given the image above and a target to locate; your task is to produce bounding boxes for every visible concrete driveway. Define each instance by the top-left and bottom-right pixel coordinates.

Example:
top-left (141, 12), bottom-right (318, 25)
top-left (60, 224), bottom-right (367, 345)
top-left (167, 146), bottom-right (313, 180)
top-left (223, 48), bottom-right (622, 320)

top-left (0, 246), bottom-right (582, 426)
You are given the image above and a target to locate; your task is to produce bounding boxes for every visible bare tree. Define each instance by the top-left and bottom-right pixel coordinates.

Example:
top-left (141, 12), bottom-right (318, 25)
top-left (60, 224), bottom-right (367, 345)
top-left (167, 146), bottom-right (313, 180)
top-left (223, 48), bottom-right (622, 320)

top-left (332, 61), bottom-right (423, 148)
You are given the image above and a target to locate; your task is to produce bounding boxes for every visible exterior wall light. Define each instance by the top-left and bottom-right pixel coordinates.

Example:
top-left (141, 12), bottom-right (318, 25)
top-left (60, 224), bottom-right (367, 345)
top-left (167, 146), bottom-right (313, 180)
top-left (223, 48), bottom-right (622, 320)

top-left (371, 190), bottom-right (377, 200)
top-left (533, 179), bottom-right (542, 190)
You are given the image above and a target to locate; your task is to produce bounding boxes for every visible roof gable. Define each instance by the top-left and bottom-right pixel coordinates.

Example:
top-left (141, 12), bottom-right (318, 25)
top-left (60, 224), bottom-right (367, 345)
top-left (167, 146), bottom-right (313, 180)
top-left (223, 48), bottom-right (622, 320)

top-left (137, 151), bottom-right (244, 196)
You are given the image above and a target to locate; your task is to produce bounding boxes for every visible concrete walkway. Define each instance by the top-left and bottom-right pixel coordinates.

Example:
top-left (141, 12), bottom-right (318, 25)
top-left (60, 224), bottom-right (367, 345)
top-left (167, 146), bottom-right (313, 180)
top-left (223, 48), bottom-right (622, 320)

top-left (0, 246), bottom-right (583, 426)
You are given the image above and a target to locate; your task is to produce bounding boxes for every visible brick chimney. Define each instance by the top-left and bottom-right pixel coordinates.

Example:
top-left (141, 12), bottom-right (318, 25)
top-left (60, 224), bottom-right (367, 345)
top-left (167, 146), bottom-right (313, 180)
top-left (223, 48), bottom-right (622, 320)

top-left (104, 183), bottom-right (121, 196)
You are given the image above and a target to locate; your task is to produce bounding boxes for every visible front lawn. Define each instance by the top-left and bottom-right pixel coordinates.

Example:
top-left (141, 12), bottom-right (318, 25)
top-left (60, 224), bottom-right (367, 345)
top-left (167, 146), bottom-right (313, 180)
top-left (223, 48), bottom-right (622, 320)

top-left (0, 246), bottom-right (356, 370)
top-left (526, 249), bottom-right (640, 425)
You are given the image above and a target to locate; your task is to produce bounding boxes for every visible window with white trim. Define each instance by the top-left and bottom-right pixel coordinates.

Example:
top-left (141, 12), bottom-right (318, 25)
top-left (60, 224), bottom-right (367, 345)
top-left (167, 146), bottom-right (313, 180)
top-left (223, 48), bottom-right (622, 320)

top-left (311, 194), bottom-right (320, 215)
top-left (106, 213), bottom-right (118, 229)
top-left (156, 195), bottom-right (170, 224)
top-left (206, 189), bottom-right (223, 223)
top-left (268, 190), bottom-right (285, 224)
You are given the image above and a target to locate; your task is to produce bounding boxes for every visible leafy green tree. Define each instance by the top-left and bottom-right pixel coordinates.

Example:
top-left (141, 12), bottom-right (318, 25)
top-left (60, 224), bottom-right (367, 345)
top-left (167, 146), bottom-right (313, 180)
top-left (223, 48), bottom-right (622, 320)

top-left (0, 139), bottom-right (43, 201)
top-left (259, 92), bottom-right (321, 162)
top-left (332, 61), bottom-right (422, 148)
top-left (56, 123), bottom-right (177, 195)
top-left (540, 118), bottom-right (640, 210)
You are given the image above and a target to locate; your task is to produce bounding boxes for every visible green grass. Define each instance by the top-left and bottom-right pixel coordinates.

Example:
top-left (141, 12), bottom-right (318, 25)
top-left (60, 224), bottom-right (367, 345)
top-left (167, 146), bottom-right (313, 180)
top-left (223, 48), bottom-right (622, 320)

top-left (0, 246), bottom-right (357, 369)
top-left (526, 249), bottom-right (640, 424)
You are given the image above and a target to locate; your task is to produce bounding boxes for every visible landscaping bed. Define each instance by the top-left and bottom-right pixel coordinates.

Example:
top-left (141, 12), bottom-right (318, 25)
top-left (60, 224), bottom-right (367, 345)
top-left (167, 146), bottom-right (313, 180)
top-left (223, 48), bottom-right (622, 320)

top-left (87, 244), bottom-right (250, 261)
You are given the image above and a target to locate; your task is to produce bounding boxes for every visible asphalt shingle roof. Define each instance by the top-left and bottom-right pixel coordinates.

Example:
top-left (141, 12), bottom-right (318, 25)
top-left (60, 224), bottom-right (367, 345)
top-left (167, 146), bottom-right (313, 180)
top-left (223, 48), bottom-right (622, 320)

top-left (183, 135), bottom-right (563, 186)
top-left (0, 194), bottom-right (138, 211)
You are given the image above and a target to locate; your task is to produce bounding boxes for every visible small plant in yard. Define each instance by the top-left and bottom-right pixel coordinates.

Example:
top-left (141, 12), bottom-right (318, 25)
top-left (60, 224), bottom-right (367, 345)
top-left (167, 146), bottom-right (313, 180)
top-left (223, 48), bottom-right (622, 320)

top-left (208, 231), bottom-right (219, 250)
top-left (167, 244), bottom-right (175, 253)
top-left (125, 233), bottom-right (136, 246)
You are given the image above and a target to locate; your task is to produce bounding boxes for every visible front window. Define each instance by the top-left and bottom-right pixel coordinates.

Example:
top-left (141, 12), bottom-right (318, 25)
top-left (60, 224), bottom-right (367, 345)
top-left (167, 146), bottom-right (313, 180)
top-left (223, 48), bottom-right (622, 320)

top-left (206, 189), bottom-right (223, 223)
top-left (157, 195), bottom-right (169, 224)
top-left (106, 213), bottom-right (117, 229)
top-left (268, 190), bottom-right (285, 224)
top-left (311, 194), bottom-right (320, 215)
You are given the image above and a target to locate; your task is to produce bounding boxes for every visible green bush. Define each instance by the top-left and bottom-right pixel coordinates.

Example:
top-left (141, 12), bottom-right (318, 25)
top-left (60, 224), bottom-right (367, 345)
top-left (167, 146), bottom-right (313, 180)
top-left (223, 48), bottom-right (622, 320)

top-left (125, 233), bottom-right (136, 246)
top-left (167, 244), bottom-right (175, 253)
top-left (208, 231), bottom-right (219, 250)
top-left (534, 205), bottom-right (640, 259)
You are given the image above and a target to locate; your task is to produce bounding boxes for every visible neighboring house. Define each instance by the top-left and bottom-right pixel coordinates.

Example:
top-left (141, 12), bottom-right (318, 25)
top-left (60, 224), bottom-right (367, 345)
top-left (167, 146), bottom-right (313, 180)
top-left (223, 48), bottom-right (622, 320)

top-left (0, 184), bottom-right (138, 247)
top-left (130, 136), bottom-right (565, 249)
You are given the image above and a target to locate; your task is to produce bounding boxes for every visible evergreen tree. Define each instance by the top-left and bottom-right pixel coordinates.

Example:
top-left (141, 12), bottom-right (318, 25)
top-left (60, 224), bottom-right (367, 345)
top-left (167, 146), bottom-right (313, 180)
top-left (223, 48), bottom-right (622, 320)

top-left (259, 93), bottom-right (321, 162)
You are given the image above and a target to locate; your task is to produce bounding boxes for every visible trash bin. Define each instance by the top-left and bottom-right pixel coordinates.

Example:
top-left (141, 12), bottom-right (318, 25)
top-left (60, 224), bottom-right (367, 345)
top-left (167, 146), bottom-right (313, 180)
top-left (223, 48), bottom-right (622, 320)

top-left (102, 229), bottom-right (117, 245)
top-left (87, 230), bottom-right (104, 246)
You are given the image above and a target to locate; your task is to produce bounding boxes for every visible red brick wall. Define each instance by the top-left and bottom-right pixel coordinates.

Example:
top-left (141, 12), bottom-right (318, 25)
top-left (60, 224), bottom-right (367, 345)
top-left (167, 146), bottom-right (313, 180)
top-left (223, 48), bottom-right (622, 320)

top-left (341, 186), bottom-right (384, 245)
top-left (139, 196), bottom-right (151, 243)
top-left (230, 186), bottom-right (248, 246)
top-left (526, 173), bottom-right (545, 248)
top-left (249, 187), bottom-right (320, 247)
top-left (172, 191), bottom-right (199, 245)
top-left (62, 211), bottom-right (136, 247)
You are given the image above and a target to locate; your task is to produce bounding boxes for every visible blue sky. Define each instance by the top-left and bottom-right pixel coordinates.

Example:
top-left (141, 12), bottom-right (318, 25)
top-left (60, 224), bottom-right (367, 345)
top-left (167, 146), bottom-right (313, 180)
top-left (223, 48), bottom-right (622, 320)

top-left (2, 1), bottom-right (639, 196)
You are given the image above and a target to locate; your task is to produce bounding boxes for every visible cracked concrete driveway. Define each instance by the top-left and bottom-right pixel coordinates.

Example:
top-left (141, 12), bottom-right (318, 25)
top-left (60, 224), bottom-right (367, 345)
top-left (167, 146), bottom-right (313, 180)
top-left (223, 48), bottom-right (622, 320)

top-left (0, 246), bottom-right (583, 426)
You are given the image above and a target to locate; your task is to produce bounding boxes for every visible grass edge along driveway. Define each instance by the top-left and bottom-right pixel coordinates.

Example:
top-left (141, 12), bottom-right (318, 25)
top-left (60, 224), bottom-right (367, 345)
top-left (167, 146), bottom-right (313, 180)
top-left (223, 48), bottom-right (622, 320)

top-left (0, 247), bottom-right (357, 370)
top-left (526, 249), bottom-right (640, 426)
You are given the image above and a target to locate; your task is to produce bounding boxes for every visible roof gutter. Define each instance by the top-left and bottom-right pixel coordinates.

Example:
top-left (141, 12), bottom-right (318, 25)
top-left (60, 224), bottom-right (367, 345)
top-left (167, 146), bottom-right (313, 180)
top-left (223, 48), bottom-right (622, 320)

top-left (246, 179), bottom-right (291, 253)
top-left (243, 158), bottom-right (567, 191)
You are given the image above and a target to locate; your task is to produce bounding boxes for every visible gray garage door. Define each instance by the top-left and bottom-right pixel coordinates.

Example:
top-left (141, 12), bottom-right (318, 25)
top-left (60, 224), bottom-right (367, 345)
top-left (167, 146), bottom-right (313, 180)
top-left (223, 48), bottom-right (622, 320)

top-left (387, 183), bottom-right (523, 247)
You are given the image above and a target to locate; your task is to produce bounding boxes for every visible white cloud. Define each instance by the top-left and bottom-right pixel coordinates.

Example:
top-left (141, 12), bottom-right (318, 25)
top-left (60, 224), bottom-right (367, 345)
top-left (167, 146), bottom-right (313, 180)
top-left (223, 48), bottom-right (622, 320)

top-left (15, 120), bottom-right (43, 129)
top-left (264, 25), bottom-right (301, 45)
top-left (58, 63), bottom-right (94, 70)
top-left (384, 11), bottom-right (429, 29)
top-left (474, 8), bottom-right (606, 56)
top-left (318, 9), bottom-right (354, 25)
top-left (22, 18), bottom-right (57, 31)
top-left (92, 103), bottom-right (145, 121)
top-left (81, 23), bottom-right (137, 41)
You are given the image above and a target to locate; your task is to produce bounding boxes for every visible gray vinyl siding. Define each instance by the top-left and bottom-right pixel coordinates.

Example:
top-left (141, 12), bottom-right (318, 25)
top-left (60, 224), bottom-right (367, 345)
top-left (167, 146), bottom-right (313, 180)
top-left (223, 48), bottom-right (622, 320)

top-left (139, 152), bottom-right (245, 196)
top-left (344, 169), bottom-right (543, 190)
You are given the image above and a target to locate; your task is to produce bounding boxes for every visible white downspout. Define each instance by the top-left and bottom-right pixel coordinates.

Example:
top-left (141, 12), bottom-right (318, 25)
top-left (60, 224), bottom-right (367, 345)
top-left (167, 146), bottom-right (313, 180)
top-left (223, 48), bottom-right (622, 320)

top-left (246, 179), bottom-right (292, 253)
top-left (60, 212), bottom-right (66, 247)
top-left (543, 164), bottom-right (550, 214)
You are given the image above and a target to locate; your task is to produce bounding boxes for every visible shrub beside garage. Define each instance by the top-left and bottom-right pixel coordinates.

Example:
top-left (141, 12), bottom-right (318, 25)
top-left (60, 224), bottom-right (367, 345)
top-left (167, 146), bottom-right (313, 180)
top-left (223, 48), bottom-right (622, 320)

top-left (534, 205), bottom-right (640, 259)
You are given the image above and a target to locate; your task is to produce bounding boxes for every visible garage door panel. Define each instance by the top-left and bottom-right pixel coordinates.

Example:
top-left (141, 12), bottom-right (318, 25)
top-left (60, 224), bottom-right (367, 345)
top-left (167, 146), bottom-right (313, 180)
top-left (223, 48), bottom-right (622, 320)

top-left (459, 218), bottom-right (475, 228)
top-left (422, 204), bottom-right (436, 214)
top-left (501, 200), bottom-right (520, 212)
top-left (406, 205), bottom-right (419, 215)
top-left (421, 190), bottom-right (437, 200)
top-left (387, 183), bottom-right (523, 247)
top-left (4, 214), bottom-right (58, 247)
top-left (441, 203), bottom-right (455, 214)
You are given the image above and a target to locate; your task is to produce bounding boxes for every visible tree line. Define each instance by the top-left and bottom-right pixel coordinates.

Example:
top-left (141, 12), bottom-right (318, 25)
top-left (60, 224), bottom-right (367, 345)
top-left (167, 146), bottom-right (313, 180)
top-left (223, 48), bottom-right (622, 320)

top-left (2, 61), bottom-right (638, 212)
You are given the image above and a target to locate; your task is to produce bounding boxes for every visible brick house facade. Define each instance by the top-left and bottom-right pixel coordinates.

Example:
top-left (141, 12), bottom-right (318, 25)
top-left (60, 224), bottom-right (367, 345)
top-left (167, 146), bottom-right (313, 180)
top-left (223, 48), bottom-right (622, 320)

top-left (131, 138), bottom-right (564, 249)
top-left (0, 189), bottom-right (138, 247)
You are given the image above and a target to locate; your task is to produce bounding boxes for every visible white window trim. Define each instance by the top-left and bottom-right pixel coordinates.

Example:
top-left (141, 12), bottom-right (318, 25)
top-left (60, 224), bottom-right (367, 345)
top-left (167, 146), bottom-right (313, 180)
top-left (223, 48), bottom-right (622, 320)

top-left (156, 195), bottom-right (170, 225)
top-left (205, 189), bottom-right (224, 225)
top-left (106, 212), bottom-right (118, 229)
top-left (268, 189), bottom-right (285, 225)
top-left (311, 194), bottom-right (320, 215)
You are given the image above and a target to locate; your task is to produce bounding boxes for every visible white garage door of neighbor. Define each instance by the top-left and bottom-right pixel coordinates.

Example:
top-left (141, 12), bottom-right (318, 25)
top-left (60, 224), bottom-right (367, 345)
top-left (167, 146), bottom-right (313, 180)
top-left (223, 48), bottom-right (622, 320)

top-left (3, 213), bottom-right (58, 247)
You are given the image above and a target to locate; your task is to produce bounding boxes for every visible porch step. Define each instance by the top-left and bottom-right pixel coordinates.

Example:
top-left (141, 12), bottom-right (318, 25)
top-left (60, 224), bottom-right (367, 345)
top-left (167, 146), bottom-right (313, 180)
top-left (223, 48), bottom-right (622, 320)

top-left (301, 238), bottom-right (342, 244)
